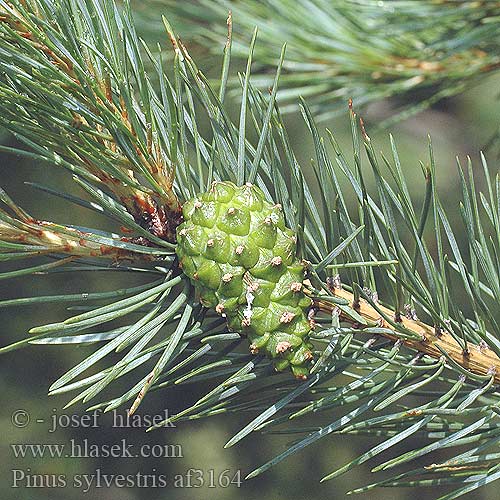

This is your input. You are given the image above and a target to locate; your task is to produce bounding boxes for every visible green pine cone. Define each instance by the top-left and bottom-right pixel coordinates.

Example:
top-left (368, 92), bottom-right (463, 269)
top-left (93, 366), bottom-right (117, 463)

top-left (175, 181), bottom-right (314, 378)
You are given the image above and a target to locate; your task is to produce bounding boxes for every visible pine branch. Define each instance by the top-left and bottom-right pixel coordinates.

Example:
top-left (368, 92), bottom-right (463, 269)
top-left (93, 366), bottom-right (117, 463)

top-left (313, 286), bottom-right (500, 384)
top-left (0, 0), bottom-right (182, 241)
top-left (0, 186), bottom-right (171, 263)
top-left (141, 0), bottom-right (500, 123)
top-left (0, 1), bottom-right (499, 497)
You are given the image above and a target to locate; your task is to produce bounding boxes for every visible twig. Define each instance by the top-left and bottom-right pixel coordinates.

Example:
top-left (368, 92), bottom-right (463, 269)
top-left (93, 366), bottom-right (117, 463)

top-left (313, 286), bottom-right (500, 384)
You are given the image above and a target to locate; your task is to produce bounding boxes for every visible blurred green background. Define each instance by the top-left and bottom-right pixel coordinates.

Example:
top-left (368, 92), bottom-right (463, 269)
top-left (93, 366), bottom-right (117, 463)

top-left (1, 4), bottom-right (499, 499)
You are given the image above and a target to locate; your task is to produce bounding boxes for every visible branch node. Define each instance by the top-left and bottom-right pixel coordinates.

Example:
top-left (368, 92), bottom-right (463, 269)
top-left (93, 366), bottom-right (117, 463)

top-left (404, 304), bottom-right (418, 321)
top-left (326, 274), bottom-right (342, 292)
top-left (478, 340), bottom-right (489, 352)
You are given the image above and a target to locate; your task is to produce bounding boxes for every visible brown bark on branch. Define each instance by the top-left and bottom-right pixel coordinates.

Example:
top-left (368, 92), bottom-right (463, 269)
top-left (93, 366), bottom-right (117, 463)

top-left (312, 287), bottom-right (500, 384)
